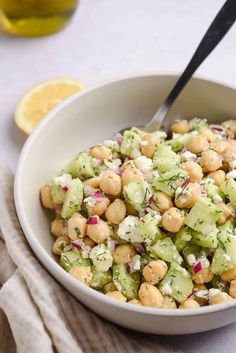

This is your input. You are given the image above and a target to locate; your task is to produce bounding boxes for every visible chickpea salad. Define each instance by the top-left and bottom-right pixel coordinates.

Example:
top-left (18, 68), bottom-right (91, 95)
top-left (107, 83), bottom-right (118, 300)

top-left (40, 118), bottom-right (236, 309)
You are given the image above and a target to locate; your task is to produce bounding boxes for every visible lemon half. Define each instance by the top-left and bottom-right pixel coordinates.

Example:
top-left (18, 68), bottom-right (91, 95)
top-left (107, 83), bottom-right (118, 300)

top-left (15, 77), bottom-right (85, 135)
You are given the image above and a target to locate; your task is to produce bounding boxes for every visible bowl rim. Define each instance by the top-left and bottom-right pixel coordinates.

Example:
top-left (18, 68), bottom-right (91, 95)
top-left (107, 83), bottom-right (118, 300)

top-left (14, 73), bottom-right (236, 317)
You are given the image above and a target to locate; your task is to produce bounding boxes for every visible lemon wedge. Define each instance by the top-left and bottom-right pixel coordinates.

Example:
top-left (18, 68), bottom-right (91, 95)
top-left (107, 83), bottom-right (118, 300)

top-left (15, 78), bottom-right (85, 135)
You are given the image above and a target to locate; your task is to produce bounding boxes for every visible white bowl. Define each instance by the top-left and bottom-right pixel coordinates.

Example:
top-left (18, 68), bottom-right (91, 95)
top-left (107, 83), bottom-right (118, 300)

top-left (15, 74), bottom-right (236, 335)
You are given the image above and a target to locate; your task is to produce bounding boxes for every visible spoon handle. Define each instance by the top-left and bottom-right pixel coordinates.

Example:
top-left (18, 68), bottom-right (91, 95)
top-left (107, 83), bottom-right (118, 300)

top-left (147, 0), bottom-right (236, 131)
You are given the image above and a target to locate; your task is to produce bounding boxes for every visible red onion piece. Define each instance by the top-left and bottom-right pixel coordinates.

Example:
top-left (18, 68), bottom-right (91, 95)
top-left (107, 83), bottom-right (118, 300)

top-left (181, 176), bottom-right (191, 188)
top-left (187, 290), bottom-right (197, 299)
top-left (72, 241), bottom-right (82, 250)
top-left (181, 147), bottom-right (188, 154)
top-left (86, 216), bottom-right (99, 225)
top-left (210, 124), bottom-right (224, 132)
top-left (193, 261), bottom-right (202, 273)
top-left (63, 186), bottom-right (68, 191)
top-left (148, 195), bottom-right (153, 204)
top-left (132, 242), bottom-right (146, 254)
top-left (93, 191), bottom-right (103, 199)
top-left (55, 203), bottom-right (62, 210)
top-left (112, 132), bottom-right (122, 145)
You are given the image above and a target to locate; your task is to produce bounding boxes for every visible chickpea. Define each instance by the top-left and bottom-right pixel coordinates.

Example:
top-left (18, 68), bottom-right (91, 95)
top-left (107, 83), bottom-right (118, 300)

top-left (40, 185), bottom-right (54, 209)
top-left (51, 218), bottom-right (67, 237)
top-left (113, 244), bottom-right (136, 264)
top-left (138, 282), bottom-right (163, 308)
top-left (229, 280), bottom-right (236, 298)
top-left (199, 150), bottom-right (222, 172)
top-left (199, 128), bottom-right (216, 142)
top-left (84, 176), bottom-right (101, 189)
top-left (86, 218), bottom-right (110, 243)
top-left (179, 299), bottom-right (200, 309)
top-left (161, 295), bottom-right (177, 309)
top-left (192, 268), bottom-right (213, 284)
top-left (141, 133), bottom-right (159, 158)
top-left (120, 160), bottom-right (135, 172)
top-left (128, 299), bottom-right (142, 305)
top-left (162, 207), bottom-right (185, 233)
top-left (186, 135), bottom-right (209, 155)
top-left (209, 291), bottom-right (232, 305)
top-left (52, 236), bottom-right (70, 255)
top-left (83, 236), bottom-right (96, 247)
top-left (222, 120), bottom-right (236, 138)
top-left (142, 260), bottom-right (168, 285)
top-left (221, 143), bottom-right (236, 164)
top-left (170, 120), bottom-right (190, 134)
top-left (210, 141), bottom-right (228, 154)
top-left (87, 197), bottom-right (110, 217)
top-left (89, 144), bottom-right (112, 160)
top-left (105, 291), bottom-right (127, 302)
top-left (68, 213), bottom-right (87, 240)
top-left (182, 161), bottom-right (203, 183)
top-left (69, 266), bottom-right (93, 285)
top-left (121, 164), bottom-right (144, 186)
top-left (103, 282), bottom-right (117, 294)
top-left (175, 183), bottom-right (201, 209)
top-left (216, 203), bottom-right (232, 225)
top-left (105, 199), bottom-right (126, 224)
top-left (100, 170), bottom-right (122, 196)
top-left (208, 170), bottom-right (226, 186)
top-left (221, 267), bottom-right (236, 282)
top-left (125, 201), bottom-right (138, 216)
top-left (151, 192), bottom-right (173, 213)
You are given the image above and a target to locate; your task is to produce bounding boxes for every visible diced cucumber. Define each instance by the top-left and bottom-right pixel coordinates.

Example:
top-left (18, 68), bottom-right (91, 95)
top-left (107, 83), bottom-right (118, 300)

top-left (120, 128), bottom-right (141, 157)
top-left (190, 118), bottom-right (208, 131)
top-left (90, 267), bottom-right (112, 290)
top-left (185, 197), bottom-right (222, 234)
top-left (159, 264), bottom-right (193, 303)
top-left (51, 173), bottom-right (72, 204)
top-left (152, 168), bottom-right (187, 197)
top-left (61, 178), bottom-right (84, 219)
top-left (139, 212), bottom-right (161, 244)
top-left (211, 222), bottom-right (236, 275)
top-left (191, 229), bottom-right (218, 249)
top-left (62, 152), bottom-right (95, 179)
top-left (164, 133), bottom-right (191, 152)
top-left (153, 145), bottom-right (181, 173)
top-left (113, 263), bottom-right (140, 300)
top-left (221, 178), bottom-right (236, 205)
top-left (123, 181), bottom-right (152, 211)
top-left (149, 237), bottom-right (183, 264)
top-left (182, 244), bottom-right (201, 265)
top-left (175, 226), bottom-right (192, 252)
top-left (206, 183), bottom-right (224, 203)
top-left (60, 250), bottom-right (91, 272)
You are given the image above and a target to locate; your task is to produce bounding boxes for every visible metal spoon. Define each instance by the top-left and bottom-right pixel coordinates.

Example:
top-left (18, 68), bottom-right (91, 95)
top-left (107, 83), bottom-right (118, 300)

top-left (121, 0), bottom-right (236, 134)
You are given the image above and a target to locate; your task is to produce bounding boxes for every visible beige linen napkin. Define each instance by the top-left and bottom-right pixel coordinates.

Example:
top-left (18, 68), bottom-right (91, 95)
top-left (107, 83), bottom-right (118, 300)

top-left (0, 163), bottom-right (179, 353)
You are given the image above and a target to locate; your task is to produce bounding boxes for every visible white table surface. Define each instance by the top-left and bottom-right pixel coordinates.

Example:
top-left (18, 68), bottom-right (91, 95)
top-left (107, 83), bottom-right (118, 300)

top-left (1, 0), bottom-right (236, 351)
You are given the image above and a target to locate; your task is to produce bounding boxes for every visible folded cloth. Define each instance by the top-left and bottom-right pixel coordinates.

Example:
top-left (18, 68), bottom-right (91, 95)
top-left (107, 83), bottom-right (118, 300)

top-left (0, 163), bottom-right (179, 353)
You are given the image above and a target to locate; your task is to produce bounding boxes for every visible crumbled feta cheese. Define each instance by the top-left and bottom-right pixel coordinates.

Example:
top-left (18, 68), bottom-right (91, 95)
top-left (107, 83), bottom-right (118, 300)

top-left (54, 173), bottom-right (72, 189)
top-left (161, 283), bottom-right (172, 295)
top-left (187, 254), bottom-right (196, 266)
top-left (172, 133), bottom-right (182, 139)
top-left (92, 158), bottom-right (102, 167)
top-left (107, 239), bottom-right (116, 254)
top-left (83, 196), bottom-right (96, 207)
top-left (89, 244), bottom-right (113, 272)
top-left (195, 290), bottom-right (209, 299)
top-left (229, 160), bottom-right (236, 169)
top-left (213, 194), bottom-right (223, 203)
top-left (130, 148), bottom-right (142, 159)
top-left (181, 150), bottom-right (198, 162)
top-left (153, 131), bottom-right (167, 140)
top-left (223, 254), bottom-right (231, 261)
top-left (104, 139), bottom-right (119, 151)
top-left (117, 216), bottom-right (143, 243)
top-left (227, 170), bottom-right (236, 179)
top-left (129, 255), bottom-right (141, 272)
top-left (203, 177), bottom-right (215, 185)
top-left (134, 156), bottom-right (152, 174)
top-left (84, 185), bottom-right (96, 197)
top-left (208, 288), bottom-right (222, 298)
top-left (199, 257), bottom-right (210, 269)
top-left (178, 267), bottom-right (189, 277)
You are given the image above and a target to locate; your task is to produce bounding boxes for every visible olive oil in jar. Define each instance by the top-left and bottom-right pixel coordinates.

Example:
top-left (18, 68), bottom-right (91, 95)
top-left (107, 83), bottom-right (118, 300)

top-left (0, 0), bottom-right (79, 36)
